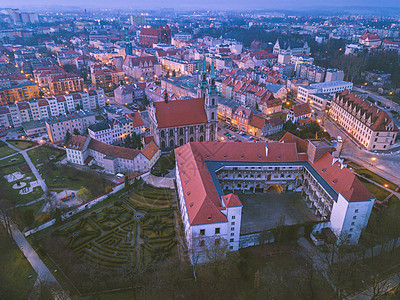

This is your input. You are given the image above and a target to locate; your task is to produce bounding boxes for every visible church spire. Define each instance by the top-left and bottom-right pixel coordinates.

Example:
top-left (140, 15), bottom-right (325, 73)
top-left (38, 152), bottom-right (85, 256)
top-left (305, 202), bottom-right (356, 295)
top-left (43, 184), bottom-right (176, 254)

top-left (208, 60), bottom-right (216, 94)
top-left (125, 29), bottom-right (133, 56)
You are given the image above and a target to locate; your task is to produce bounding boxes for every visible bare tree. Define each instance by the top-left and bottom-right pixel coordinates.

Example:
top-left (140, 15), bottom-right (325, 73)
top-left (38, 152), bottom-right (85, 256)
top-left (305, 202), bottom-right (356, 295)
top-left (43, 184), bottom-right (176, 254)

top-left (0, 199), bottom-right (13, 237)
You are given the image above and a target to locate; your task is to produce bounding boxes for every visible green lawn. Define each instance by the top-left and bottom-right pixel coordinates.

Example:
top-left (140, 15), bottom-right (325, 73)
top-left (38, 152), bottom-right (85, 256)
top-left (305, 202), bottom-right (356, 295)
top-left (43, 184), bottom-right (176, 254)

top-left (27, 145), bottom-right (65, 166)
top-left (0, 140), bottom-right (17, 158)
top-left (358, 177), bottom-right (391, 201)
top-left (7, 140), bottom-right (37, 150)
top-left (15, 199), bottom-right (46, 230)
top-left (0, 227), bottom-right (36, 299)
top-left (355, 169), bottom-right (398, 191)
top-left (39, 164), bottom-right (111, 197)
top-left (0, 153), bottom-right (24, 168)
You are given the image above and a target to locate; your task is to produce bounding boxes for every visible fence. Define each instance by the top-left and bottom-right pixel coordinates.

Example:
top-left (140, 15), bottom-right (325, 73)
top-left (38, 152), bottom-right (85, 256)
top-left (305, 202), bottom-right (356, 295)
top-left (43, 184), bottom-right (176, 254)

top-left (24, 171), bottom-right (150, 236)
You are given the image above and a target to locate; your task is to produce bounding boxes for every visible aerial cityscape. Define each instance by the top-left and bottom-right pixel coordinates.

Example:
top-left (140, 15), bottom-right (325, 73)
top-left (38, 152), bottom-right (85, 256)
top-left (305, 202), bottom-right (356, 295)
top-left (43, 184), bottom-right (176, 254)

top-left (1, 2), bottom-right (400, 299)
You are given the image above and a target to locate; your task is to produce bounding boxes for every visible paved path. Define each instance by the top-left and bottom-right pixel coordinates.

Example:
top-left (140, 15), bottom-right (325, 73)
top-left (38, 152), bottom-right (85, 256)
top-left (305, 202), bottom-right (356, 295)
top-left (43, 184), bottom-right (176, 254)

top-left (0, 150), bottom-right (19, 161)
top-left (1, 217), bottom-right (68, 298)
top-left (142, 173), bottom-right (175, 189)
top-left (21, 151), bottom-right (48, 193)
top-left (2, 140), bottom-right (48, 192)
top-left (349, 271), bottom-right (400, 299)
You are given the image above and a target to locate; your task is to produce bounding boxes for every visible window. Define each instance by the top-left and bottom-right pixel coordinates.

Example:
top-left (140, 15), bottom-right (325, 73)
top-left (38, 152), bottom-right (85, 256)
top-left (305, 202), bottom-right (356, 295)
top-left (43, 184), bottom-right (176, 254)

top-left (230, 238), bottom-right (234, 242)
top-left (353, 216), bottom-right (357, 220)
top-left (349, 228), bottom-right (353, 232)
top-left (215, 228), bottom-right (220, 234)
top-left (232, 216), bottom-right (235, 219)
top-left (200, 240), bottom-right (205, 247)
top-left (351, 222), bottom-right (355, 226)
top-left (179, 128), bottom-right (184, 135)
top-left (231, 222), bottom-right (235, 225)
top-left (200, 229), bottom-right (205, 235)
top-left (211, 112), bottom-right (215, 120)
top-left (231, 227), bottom-right (234, 231)
top-left (230, 246), bottom-right (233, 250)
top-left (355, 209), bottom-right (359, 213)
top-left (231, 233), bottom-right (234, 236)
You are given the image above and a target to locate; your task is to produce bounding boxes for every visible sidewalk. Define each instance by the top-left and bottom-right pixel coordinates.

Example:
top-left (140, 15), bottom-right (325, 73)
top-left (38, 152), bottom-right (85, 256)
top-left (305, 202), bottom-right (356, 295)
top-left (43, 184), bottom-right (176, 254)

top-left (2, 140), bottom-right (48, 193)
top-left (1, 217), bottom-right (69, 298)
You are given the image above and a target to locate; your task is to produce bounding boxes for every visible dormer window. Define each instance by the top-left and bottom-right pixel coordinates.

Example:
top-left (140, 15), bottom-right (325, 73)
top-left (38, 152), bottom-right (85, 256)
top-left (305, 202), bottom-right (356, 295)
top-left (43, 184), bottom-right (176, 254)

top-left (322, 168), bottom-right (327, 172)
top-left (332, 179), bottom-right (338, 184)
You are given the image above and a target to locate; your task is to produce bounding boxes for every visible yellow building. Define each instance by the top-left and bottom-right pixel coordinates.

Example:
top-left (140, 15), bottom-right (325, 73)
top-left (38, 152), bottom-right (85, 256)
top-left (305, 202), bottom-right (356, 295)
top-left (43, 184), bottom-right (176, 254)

top-left (0, 81), bottom-right (39, 105)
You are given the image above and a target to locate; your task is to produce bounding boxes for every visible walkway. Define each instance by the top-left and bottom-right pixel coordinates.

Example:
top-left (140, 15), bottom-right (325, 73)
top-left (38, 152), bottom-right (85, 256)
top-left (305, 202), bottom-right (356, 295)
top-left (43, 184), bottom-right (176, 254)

top-left (2, 140), bottom-right (48, 193)
top-left (1, 217), bottom-right (68, 298)
top-left (142, 173), bottom-right (175, 189)
top-left (349, 271), bottom-right (400, 299)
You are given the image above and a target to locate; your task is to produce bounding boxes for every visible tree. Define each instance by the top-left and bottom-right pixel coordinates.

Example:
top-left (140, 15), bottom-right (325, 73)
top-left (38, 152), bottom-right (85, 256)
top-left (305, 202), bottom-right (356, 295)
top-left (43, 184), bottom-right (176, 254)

top-left (142, 94), bottom-right (150, 107)
top-left (65, 130), bottom-right (71, 144)
top-left (124, 175), bottom-right (130, 190)
top-left (0, 199), bottom-right (13, 237)
top-left (76, 187), bottom-right (92, 203)
top-left (73, 128), bottom-right (80, 135)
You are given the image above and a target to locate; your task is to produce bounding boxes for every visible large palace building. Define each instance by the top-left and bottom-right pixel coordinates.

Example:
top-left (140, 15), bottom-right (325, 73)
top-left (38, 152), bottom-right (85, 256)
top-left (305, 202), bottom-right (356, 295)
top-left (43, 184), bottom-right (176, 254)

top-left (330, 90), bottom-right (398, 150)
top-left (175, 134), bottom-right (375, 261)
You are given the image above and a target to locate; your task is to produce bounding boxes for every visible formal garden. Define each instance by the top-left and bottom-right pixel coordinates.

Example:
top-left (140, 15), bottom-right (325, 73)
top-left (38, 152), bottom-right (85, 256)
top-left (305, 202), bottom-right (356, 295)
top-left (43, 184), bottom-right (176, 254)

top-left (0, 154), bottom-right (43, 205)
top-left (30, 181), bottom-right (177, 294)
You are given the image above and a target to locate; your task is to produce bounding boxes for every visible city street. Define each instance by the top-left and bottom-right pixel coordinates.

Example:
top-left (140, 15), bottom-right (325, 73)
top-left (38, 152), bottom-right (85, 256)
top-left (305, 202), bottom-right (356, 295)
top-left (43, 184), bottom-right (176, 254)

top-left (318, 113), bottom-right (400, 185)
top-left (353, 86), bottom-right (400, 112)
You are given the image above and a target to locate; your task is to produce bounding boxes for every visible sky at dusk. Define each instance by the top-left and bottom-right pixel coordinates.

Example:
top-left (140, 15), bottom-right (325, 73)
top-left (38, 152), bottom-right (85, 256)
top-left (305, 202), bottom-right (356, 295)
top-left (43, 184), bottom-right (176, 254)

top-left (3, 0), bottom-right (400, 10)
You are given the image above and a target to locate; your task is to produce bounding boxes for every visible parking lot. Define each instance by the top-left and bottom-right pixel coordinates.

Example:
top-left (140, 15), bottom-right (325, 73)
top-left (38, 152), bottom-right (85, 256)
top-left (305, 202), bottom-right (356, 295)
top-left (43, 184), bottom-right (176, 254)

top-left (217, 121), bottom-right (267, 143)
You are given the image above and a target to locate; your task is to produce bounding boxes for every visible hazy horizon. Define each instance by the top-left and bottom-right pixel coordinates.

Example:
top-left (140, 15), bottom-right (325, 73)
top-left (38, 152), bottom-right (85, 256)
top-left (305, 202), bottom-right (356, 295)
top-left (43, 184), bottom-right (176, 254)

top-left (3, 0), bottom-right (400, 11)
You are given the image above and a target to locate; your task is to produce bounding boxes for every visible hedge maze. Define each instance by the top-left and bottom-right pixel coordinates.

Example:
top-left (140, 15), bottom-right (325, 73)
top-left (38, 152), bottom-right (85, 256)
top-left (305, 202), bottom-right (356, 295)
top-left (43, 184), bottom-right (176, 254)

top-left (52, 184), bottom-right (176, 270)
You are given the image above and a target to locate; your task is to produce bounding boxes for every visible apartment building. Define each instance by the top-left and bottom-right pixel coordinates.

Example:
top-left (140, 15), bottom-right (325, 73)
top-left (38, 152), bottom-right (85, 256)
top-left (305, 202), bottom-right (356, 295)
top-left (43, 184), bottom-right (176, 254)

top-left (90, 64), bottom-right (125, 89)
top-left (48, 74), bottom-right (84, 95)
top-left (0, 88), bottom-right (105, 128)
top-left (298, 80), bottom-right (353, 111)
top-left (0, 81), bottom-right (39, 105)
top-left (329, 90), bottom-right (398, 150)
top-left (45, 110), bottom-right (96, 143)
top-left (159, 57), bottom-right (201, 74)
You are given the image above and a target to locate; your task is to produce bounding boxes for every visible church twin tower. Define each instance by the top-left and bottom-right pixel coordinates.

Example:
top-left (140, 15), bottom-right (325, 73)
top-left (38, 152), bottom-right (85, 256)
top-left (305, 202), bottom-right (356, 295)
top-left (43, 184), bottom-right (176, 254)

top-left (197, 58), bottom-right (218, 139)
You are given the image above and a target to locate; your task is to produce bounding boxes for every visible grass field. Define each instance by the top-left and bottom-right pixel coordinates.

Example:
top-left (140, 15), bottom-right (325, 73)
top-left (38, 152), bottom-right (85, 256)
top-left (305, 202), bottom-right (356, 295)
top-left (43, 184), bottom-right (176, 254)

top-left (355, 168), bottom-right (397, 191)
top-left (358, 177), bottom-right (391, 201)
top-left (27, 145), bottom-right (65, 167)
top-left (0, 227), bottom-right (36, 299)
top-left (0, 140), bottom-right (17, 158)
top-left (7, 139), bottom-right (37, 150)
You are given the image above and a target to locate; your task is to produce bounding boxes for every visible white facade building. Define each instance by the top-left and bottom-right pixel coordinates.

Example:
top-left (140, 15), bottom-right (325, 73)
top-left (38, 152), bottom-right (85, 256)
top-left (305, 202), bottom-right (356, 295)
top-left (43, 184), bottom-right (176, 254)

top-left (175, 139), bottom-right (376, 262)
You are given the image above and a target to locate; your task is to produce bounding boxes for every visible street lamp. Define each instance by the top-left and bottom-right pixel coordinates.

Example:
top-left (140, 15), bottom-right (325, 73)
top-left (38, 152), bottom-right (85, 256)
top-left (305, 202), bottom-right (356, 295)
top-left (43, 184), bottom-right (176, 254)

top-left (371, 157), bottom-right (376, 166)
